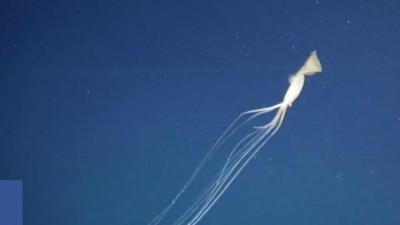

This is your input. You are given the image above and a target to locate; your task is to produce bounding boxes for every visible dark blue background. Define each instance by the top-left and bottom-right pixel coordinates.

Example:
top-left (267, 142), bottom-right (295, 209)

top-left (1, 0), bottom-right (400, 225)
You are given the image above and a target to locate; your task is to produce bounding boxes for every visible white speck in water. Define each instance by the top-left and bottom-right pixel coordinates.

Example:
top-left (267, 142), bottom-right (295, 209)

top-left (335, 173), bottom-right (343, 180)
top-left (369, 169), bottom-right (375, 175)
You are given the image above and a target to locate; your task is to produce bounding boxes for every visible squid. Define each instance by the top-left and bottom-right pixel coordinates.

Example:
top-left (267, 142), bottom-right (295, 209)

top-left (148, 50), bottom-right (323, 225)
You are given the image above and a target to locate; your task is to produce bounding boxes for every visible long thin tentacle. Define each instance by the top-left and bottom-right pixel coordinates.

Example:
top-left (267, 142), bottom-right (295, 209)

top-left (148, 103), bottom-right (281, 225)
top-left (187, 107), bottom-right (287, 225)
top-left (175, 106), bottom-right (287, 225)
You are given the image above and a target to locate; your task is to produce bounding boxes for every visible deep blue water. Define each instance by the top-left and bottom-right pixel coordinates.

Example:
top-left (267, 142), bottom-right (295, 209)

top-left (1, 0), bottom-right (400, 225)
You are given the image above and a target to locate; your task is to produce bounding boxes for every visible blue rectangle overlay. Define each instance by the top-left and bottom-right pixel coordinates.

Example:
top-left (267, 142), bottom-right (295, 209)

top-left (0, 180), bottom-right (22, 225)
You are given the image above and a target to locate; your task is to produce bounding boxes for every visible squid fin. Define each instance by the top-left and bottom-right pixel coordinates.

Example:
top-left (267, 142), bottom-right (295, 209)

top-left (300, 50), bottom-right (322, 76)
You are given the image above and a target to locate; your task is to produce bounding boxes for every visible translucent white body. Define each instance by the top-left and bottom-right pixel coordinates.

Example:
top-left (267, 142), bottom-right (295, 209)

top-left (284, 50), bottom-right (322, 107)
top-left (148, 50), bottom-right (322, 225)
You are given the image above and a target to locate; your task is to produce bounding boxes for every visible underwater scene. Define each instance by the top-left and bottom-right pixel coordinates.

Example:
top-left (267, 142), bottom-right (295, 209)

top-left (1, 0), bottom-right (400, 225)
